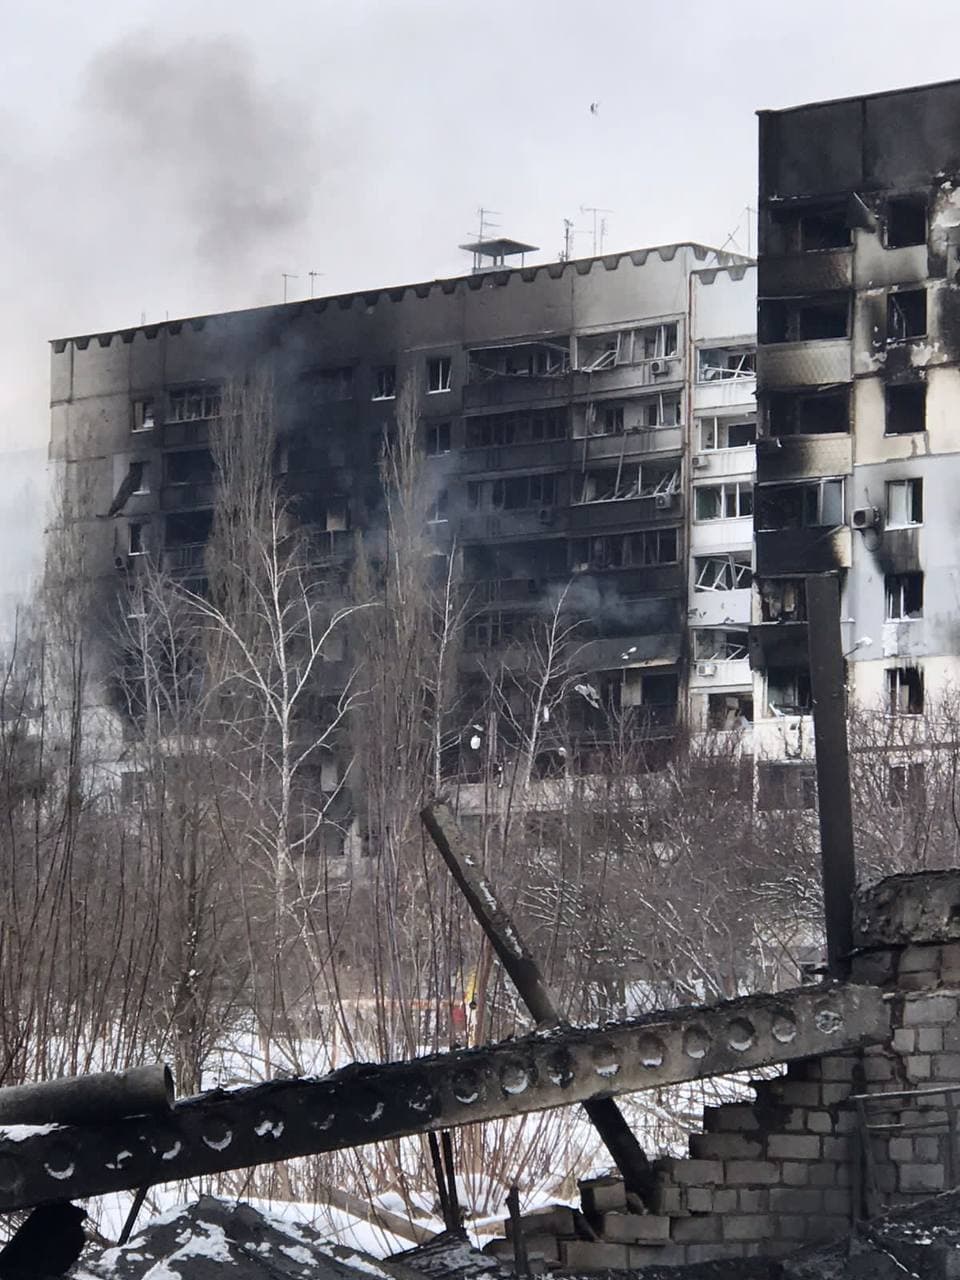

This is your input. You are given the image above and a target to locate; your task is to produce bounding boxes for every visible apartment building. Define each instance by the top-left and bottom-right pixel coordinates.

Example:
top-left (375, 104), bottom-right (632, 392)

top-left (50, 242), bottom-right (758, 799)
top-left (753, 78), bottom-right (960, 787)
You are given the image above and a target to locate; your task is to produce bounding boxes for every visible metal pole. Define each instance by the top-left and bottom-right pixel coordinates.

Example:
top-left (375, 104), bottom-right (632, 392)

top-left (420, 803), bottom-right (653, 1200)
top-left (805, 573), bottom-right (856, 978)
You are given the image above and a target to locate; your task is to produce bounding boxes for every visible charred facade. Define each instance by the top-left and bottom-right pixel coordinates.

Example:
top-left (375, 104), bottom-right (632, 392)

top-left (754, 78), bottom-right (960, 773)
top-left (49, 245), bottom-right (755, 811)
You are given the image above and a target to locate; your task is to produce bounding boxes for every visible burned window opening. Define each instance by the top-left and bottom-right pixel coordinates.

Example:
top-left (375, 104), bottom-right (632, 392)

top-left (766, 666), bottom-right (812, 717)
top-left (570, 528), bottom-right (679, 571)
top-left (759, 577), bottom-right (807, 622)
top-left (886, 478), bottom-right (923, 527)
top-left (799, 206), bottom-right (851, 252)
top-left (757, 761), bottom-right (817, 811)
top-left (888, 761), bottom-right (926, 808)
top-left (885, 196), bottom-right (927, 249)
top-left (708, 692), bottom-right (753, 730)
top-left (467, 340), bottom-right (570, 382)
top-left (427, 357), bottom-right (452, 393)
top-left (465, 407), bottom-right (568, 448)
top-left (132, 399), bottom-right (155, 432)
top-left (887, 290), bottom-right (927, 343)
top-left (699, 417), bottom-right (756, 450)
top-left (577, 323), bottom-right (678, 372)
top-left (168, 386), bottom-right (221, 423)
top-left (426, 422), bottom-right (451, 456)
top-left (128, 521), bottom-right (146, 555)
top-left (760, 296), bottom-right (849, 344)
top-left (587, 392), bottom-right (681, 435)
top-left (885, 383), bottom-right (926, 436)
top-left (372, 365), bottom-right (396, 400)
top-left (694, 553), bottom-right (752, 592)
top-left (888, 665), bottom-right (924, 716)
top-left (427, 491), bottom-right (449, 525)
top-left (164, 451), bottom-right (213, 486)
top-left (767, 389), bottom-right (848, 437)
top-left (756, 479), bottom-right (843, 531)
top-left (694, 482), bottom-right (753, 521)
top-left (885, 572), bottom-right (923, 621)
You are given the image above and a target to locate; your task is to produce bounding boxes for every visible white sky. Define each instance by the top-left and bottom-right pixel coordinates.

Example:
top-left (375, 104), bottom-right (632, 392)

top-left (3, 0), bottom-right (960, 454)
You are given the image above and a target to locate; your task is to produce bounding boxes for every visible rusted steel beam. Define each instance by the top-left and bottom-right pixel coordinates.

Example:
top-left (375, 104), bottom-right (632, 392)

top-left (421, 802), bottom-right (653, 1200)
top-left (806, 573), bottom-right (857, 979)
top-left (0, 982), bottom-right (887, 1212)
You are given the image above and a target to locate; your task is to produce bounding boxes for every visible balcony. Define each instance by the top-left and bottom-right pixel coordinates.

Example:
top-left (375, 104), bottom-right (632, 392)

top-left (569, 494), bottom-right (681, 533)
top-left (758, 339), bottom-right (852, 390)
top-left (756, 435), bottom-right (852, 484)
top-left (693, 379), bottom-right (756, 414)
top-left (690, 446), bottom-right (755, 480)
top-left (159, 482), bottom-right (215, 512)
top-left (756, 526), bottom-right (851, 575)
top-left (580, 426), bottom-right (683, 462)
top-left (456, 439), bottom-right (571, 475)
top-left (748, 622), bottom-right (809, 671)
top-left (571, 357), bottom-right (683, 397)
top-left (689, 657), bottom-right (752, 689)
top-left (759, 249), bottom-right (852, 297)
top-left (457, 508), bottom-right (568, 541)
top-left (690, 516), bottom-right (754, 553)
top-left (463, 373), bottom-right (574, 412)
top-left (161, 543), bottom-right (206, 575)
top-left (161, 419), bottom-right (212, 449)
top-left (688, 587), bottom-right (752, 629)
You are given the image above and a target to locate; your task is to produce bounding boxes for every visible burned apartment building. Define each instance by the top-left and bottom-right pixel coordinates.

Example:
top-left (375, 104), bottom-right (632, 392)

top-left (752, 77), bottom-right (960, 799)
top-left (49, 241), bottom-right (756, 813)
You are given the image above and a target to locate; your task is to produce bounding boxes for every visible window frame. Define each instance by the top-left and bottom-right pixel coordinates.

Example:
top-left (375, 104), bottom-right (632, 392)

top-left (694, 481), bottom-right (754, 522)
top-left (886, 478), bottom-right (923, 528)
top-left (372, 365), bottom-right (397, 401)
top-left (427, 356), bottom-right (452, 394)
top-left (885, 572), bottom-right (924, 621)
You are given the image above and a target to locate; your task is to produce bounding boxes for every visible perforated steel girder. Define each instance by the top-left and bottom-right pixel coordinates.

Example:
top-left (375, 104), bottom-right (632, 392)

top-left (0, 981), bottom-right (888, 1211)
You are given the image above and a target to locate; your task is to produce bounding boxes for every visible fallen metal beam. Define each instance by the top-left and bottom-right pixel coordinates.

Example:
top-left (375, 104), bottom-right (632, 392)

top-left (0, 1066), bottom-right (173, 1126)
top-left (421, 802), bottom-right (653, 1200)
top-left (0, 981), bottom-right (887, 1212)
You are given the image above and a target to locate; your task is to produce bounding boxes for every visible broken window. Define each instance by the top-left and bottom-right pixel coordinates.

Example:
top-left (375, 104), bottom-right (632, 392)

top-left (577, 324), bottom-right (677, 371)
top-left (694, 553), bottom-right (752, 592)
top-left (603, 405), bottom-right (624, 434)
top-left (699, 417), bottom-right (756, 450)
top-left (759, 578), bottom-right (806, 622)
top-left (571, 528), bottom-right (678, 570)
top-left (465, 408), bottom-right (567, 448)
top-left (708, 692), bottom-right (753, 730)
top-left (760, 296), bottom-right (849, 343)
top-left (427, 356), bottom-right (452, 393)
top-left (317, 366), bottom-right (354, 402)
top-left (799, 206), bottom-right (851, 252)
top-left (697, 346), bottom-right (756, 382)
top-left (887, 290), bottom-right (927, 342)
top-left (888, 761), bottom-right (926, 808)
top-left (757, 762), bottom-right (817, 811)
top-left (168, 386), bottom-right (221, 422)
top-left (768, 389), bottom-right (848, 437)
top-left (467, 341), bottom-right (569, 381)
top-left (132, 398), bottom-right (155, 432)
top-left (464, 612), bottom-right (519, 650)
top-left (130, 462), bottom-right (149, 494)
top-left (324, 499), bottom-right (348, 533)
top-left (885, 572), bottom-right (923, 621)
top-left (693, 629), bottom-right (748, 661)
top-left (427, 490), bottom-right (449, 524)
top-left (578, 462), bottom-right (679, 503)
top-left (164, 450), bottom-right (213, 486)
top-left (128, 521), bottom-right (146, 555)
top-left (586, 394), bottom-right (680, 434)
top-left (756, 479), bottom-right (843, 531)
top-left (766, 666), bottom-right (812, 716)
top-left (885, 383), bottom-right (926, 435)
top-left (888, 666), bottom-right (924, 715)
top-left (886, 196), bottom-right (927, 249)
top-left (491, 474), bottom-right (559, 510)
top-left (695, 482), bottom-right (753, 521)
top-left (426, 422), bottom-right (451, 456)
top-left (373, 365), bottom-right (396, 400)
top-left (886, 478), bottom-right (923, 527)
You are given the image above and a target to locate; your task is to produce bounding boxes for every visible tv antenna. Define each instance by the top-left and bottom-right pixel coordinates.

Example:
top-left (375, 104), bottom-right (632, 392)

top-left (308, 271), bottom-right (326, 298)
top-left (580, 205), bottom-right (613, 256)
top-left (281, 273), bottom-right (299, 303)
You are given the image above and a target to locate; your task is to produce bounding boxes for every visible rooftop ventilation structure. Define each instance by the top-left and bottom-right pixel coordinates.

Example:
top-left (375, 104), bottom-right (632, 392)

top-left (459, 237), bottom-right (539, 274)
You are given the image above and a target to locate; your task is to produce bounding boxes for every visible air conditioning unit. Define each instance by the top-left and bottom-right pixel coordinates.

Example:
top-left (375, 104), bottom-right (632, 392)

top-left (654, 492), bottom-right (674, 510)
top-left (650, 359), bottom-right (669, 377)
top-left (852, 506), bottom-right (881, 531)
top-left (691, 455), bottom-right (710, 470)
top-left (695, 662), bottom-right (718, 677)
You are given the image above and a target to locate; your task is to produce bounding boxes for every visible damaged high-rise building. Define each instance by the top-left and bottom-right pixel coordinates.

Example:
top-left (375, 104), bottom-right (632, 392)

top-left (752, 77), bottom-right (960, 797)
top-left (49, 241), bottom-right (757, 813)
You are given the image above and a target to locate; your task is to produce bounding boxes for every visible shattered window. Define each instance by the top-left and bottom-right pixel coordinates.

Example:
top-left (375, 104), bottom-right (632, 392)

top-left (427, 356), bottom-right (452, 393)
top-left (693, 629), bottom-right (748, 661)
top-left (169, 386), bottom-right (221, 422)
top-left (699, 417), bottom-right (756, 450)
top-left (885, 572), bottom-right (923, 621)
top-left (887, 666), bottom-right (924, 715)
top-left (373, 365), bottom-right (396, 400)
top-left (757, 479), bottom-right (843, 530)
top-left (132, 399), bottom-right (155, 432)
top-left (694, 554), bottom-right (752, 592)
top-left (885, 383), bottom-right (926, 435)
top-left (886, 478), bottom-right (923, 527)
top-left (766, 666), bottom-right (813, 716)
top-left (887, 290), bottom-right (927, 342)
top-left (695, 482), bottom-right (753, 520)
top-left (697, 346), bottom-right (756, 382)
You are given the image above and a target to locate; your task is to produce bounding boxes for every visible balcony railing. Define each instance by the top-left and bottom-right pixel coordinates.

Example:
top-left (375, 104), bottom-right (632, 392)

top-left (161, 543), bottom-right (206, 574)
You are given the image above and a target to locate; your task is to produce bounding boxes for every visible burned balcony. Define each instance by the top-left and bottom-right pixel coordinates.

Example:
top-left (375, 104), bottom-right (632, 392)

top-left (573, 322), bottom-right (683, 393)
top-left (571, 460), bottom-right (680, 531)
top-left (161, 511), bottom-right (213, 575)
top-left (755, 479), bottom-right (851, 574)
top-left (463, 341), bottom-right (571, 409)
top-left (460, 474), bottom-right (567, 540)
top-left (164, 449), bottom-right (214, 486)
top-left (458, 408), bottom-right (571, 473)
top-left (760, 295), bottom-right (850, 344)
top-left (765, 664), bottom-right (812, 718)
top-left (767, 388), bottom-right (849, 437)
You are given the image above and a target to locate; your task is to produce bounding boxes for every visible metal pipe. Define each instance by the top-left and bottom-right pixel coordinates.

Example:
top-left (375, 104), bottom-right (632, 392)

top-left (0, 1065), bottom-right (174, 1126)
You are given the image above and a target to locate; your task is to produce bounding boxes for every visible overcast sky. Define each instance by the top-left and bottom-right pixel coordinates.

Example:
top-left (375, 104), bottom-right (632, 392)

top-left (4, 0), bottom-right (960, 457)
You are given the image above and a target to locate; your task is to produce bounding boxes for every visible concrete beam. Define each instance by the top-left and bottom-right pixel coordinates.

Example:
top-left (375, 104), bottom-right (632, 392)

top-left (0, 982), bottom-right (888, 1212)
top-left (856, 870), bottom-right (960, 949)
